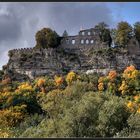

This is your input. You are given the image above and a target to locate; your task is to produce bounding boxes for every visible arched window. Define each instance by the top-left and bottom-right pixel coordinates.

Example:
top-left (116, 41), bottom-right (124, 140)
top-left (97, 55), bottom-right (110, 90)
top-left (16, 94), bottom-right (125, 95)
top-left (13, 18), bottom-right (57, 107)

top-left (90, 40), bottom-right (94, 44)
top-left (81, 39), bottom-right (84, 44)
top-left (81, 31), bottom-right (85, 35)
top-left (86, 39), bottom-right (89, 44)
top-left (72, 39), bottom-right (75, 44)
top-left (88, 31), bottom-right (91, 35)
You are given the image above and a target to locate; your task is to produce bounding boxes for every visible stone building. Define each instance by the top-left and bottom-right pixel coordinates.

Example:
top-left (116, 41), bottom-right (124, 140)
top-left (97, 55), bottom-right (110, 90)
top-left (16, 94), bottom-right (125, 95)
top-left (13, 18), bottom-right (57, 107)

top-left (60, 28), bottom-right (108, 50)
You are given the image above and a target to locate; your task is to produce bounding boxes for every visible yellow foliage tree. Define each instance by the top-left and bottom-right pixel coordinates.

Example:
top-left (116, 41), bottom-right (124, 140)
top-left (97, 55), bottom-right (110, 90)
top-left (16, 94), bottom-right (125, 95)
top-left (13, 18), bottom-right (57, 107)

top-left (119, 65), bottom-right (140, 96)
top-left (54, 75), bottom-right (64, 87)
top-left (37, 78), bottom-right (46, 87)
top-left (16, 82), bottom-right (33, 92)
top-left (36, 78), bottom-right (46, 93)
top-left (0, 105), bottom-right (26, 127)
top-left (98, 77), bottom-right (105, 92)
top-left (66, 71), bottom-right (77, 85)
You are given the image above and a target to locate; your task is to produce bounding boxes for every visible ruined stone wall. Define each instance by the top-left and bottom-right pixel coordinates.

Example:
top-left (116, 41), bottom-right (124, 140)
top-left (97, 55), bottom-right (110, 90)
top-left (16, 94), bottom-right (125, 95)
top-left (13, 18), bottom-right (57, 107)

top-left (6, 47), bottom-right (64, 80)
top-left (6, 45), bottom-right (139, 81)
top-left (4, 29), bottom-right (140, 81)
top-left (60, 28), bottom-right (107, 50)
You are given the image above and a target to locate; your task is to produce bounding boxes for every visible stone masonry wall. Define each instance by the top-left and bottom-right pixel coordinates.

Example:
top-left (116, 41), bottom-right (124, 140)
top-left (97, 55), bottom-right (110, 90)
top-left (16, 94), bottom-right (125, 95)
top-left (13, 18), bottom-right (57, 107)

top-left (4, 28), bottom-right (140, 81)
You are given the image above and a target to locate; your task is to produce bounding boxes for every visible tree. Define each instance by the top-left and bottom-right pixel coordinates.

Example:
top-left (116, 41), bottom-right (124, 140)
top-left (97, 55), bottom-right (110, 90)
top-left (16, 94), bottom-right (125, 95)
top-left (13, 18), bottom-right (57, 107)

top-left (115, 21), bottom-right (133, 47)
top-left (62, 30), bottom-right (68, 37)
top-left (0, 70), bottom-right (4, 81)
top-left (110, 29), bottom-right (117, 47)
top-left (134, 22), bottom-right (140, 43)
top-left (95, 22), bottom-right (112, 47)
top-left (35, 28), bottom-right (60, 49)
top-left (95, 22), bottom-right (108, 30)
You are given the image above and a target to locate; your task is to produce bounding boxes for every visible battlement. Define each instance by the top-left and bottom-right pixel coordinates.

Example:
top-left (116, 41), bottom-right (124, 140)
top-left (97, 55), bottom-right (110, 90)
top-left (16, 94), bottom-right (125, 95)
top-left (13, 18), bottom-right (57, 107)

top-left (8, 47), bottom-right (52, 57)
top-left (9, 47), bottom-right (34, 53)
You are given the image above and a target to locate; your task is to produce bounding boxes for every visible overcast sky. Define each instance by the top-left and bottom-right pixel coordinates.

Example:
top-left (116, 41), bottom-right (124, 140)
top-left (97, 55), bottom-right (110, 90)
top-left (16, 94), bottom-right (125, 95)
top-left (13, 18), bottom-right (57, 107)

top-left (0, 2), bottom-right (140, 69)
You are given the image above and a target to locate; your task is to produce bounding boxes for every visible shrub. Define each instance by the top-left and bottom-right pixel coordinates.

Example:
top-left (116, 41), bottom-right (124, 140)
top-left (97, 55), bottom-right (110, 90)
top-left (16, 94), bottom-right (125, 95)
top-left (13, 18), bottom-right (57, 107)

top-left (96, 95), bottom-right (130, 137)
top-left (119, 65), bottom-right (140, 96)
top-left (0, 81), bottom-right (42, 128)
top-left (79, 73), bottom-right (99, 91)
top-left (54, 75), bottom-right (66, 89)
top-left (0, 105), bottom-right (27, 127)
top-left (34, 76), bottom-right (55, 93)
top-left (0, 65), bottom-right (140, 138)
top-left (66, 71), bottom-right (77, 85)
top-left (19, 92), bottom-right (129, 138)
top-left (115, 113), bottom-right (140, 138)
top-left (0, 126), bottom-right (15, 138)
top-left (37, 89), bottom-right (64, 118)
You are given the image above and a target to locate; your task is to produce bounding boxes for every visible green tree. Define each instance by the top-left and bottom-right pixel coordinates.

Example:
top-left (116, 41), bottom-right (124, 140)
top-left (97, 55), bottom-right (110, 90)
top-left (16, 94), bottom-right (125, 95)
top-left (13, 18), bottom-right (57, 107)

top-left (134, 22), bottom-right (140, 43)
top-left (110, 29), bottom-right (117, 47)
top-left (115, 21), bottom-right (133, 47)
top-left (95, 22), bottom-right (112, 47)
top-left (35, 28), bottom-right (60, 49)
top-left (0, 70), bottom-right (4, 81)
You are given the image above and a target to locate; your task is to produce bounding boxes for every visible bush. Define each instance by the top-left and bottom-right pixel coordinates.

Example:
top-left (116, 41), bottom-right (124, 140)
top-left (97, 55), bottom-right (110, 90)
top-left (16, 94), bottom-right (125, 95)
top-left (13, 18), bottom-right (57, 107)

top-left (66, 71), bottom-right (78, 85)
top-left (37, 89), bottom-right (64, 118)
top-left (115, 113), bottom-right (140, 138)
top-left (19, 92), bottom-right (129, 138)
top-left (0, 126), bottom-right (15, 138)
top-left (0, 65), bottom-right (140, 138)
top-left (119, 65), bottom-right (140, 96)
top-left (96, 95), bottom-right (130, 137)
top-left (0, 105), bottom-right (26, 127)
top-left (79, 73), bottom-right (99, 91)
top-left (34, 76), bottom-right (55, 93)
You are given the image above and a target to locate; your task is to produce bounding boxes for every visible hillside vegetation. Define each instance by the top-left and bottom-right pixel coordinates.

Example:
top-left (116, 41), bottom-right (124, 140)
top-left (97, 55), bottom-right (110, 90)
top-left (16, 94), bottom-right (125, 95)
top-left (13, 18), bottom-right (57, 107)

top-left (0, 65), bottom-right (140, 138)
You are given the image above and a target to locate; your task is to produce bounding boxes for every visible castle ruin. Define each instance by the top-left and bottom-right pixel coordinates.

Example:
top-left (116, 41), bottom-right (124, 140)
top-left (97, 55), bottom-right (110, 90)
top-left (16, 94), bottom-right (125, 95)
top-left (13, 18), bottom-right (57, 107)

top-left (3, 27), bottom-right (140, 81)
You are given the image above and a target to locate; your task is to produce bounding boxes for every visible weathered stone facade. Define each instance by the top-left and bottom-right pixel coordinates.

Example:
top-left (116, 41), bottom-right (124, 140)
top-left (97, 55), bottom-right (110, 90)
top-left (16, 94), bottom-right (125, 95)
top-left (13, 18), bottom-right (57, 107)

top-left (3, 28), bottom-right (140, 81)
top-left (60, 28), bottom-right (107, 50)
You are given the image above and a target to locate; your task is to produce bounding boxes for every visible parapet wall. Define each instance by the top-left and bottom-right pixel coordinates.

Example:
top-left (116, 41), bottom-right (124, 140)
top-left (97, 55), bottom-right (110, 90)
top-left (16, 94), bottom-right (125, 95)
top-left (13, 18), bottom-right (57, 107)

top-left (8, 47), bottom-right (56, 58)
top-left (9, 48), bottom-right (34, 53)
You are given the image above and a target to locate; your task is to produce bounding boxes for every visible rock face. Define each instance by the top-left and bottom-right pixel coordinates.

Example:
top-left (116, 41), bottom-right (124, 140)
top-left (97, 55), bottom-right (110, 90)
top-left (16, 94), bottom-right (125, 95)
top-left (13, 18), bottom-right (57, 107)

top-left (3, 28), bottom-right (140, 81)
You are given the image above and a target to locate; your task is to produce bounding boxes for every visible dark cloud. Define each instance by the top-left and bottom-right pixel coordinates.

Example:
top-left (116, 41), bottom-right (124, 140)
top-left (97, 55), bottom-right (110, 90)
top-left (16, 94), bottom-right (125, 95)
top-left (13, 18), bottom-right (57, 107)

top-left (0, 2), bottom-right (118, 69)
top-left (0, 8), bottom-right (21, 42)
top-left (42, 3), bottom-right (114, 35)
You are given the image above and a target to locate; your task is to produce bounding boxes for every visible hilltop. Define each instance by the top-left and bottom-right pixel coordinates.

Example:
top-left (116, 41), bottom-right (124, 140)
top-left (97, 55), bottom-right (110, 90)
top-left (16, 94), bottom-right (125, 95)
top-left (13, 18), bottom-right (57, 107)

top-left (1, 21), bottom-right (140, 81)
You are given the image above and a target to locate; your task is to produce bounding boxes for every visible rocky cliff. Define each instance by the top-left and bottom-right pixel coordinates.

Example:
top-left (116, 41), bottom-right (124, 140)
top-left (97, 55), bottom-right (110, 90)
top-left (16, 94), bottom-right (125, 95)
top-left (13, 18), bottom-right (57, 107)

top-left (3, 37), bottom-right (140, 81)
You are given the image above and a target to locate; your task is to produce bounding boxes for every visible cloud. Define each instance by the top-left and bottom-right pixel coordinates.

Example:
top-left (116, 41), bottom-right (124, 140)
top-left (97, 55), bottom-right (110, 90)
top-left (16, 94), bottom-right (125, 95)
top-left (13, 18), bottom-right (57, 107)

top-left (0, 6), bottom-right (21, 43)
top-left (0, 2), bottom-right (117, 69)
top-left (41, 3), bottom-right (114, 34)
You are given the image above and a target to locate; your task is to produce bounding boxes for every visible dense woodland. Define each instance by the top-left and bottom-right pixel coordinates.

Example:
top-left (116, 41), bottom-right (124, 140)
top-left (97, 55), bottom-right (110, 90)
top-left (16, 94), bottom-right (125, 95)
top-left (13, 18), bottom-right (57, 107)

top-left (0, 21), bottom-right (140, 138)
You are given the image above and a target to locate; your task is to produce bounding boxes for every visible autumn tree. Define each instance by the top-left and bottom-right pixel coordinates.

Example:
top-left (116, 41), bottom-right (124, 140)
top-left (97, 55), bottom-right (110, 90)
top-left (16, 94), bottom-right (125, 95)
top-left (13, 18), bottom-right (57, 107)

top-left (134, 22), bottom-right (140, 43)
top-left (35, 28), bottom-right (60, 49)
top-left (95, 22), bottom-right (112, 47)
top-left (115, 21), bottom-right (133, 47)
